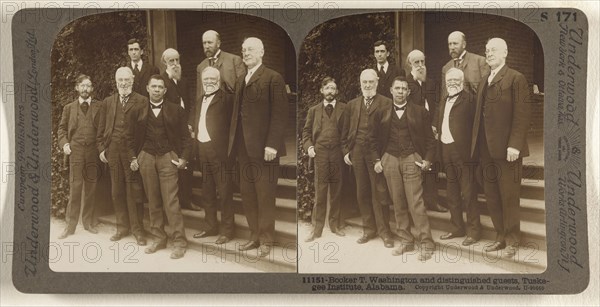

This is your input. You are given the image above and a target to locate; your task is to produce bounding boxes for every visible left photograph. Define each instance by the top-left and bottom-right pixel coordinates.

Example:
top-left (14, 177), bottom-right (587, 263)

top-left (50, 10), bottom-right (297, 273)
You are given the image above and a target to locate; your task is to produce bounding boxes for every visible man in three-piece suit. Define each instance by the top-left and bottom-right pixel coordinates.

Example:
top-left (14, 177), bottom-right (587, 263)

top-left (406, 49), bottom-right (447, 213)
top-left (436, 68), bottom-right (481, 246)
top-left (302, 77), bottom-right (348, 242)
top-left (97, 67), bottom-right (147, 246)
top-left (373, 40), bottom-right (405, 99)
top-left (57, 74), bottom-right (102, 239)
top-left (471, 38), bottom-right (532, 258)
top-left (344, 69), bottom-right (394, 248)
top-left (228, 37), bottom-right (288, 257)
top-left (441, 31), bottom-right (490, 98)
top-left (127, 38), bottom-right (159, 97)
top-left (127, 74), bottom-right (191, 259)
top-left (190, 67), bottom-right (236, 245)
top-left (369, 76), bottom-right (436, 261)
top-left (160, 48), bottom-right (199, 211)
top-left (196, 30), bottom-right (246, 101)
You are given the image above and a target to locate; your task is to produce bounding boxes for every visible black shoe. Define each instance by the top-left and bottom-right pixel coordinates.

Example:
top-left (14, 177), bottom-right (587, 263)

top-left (193, 230), bottom-right (218, 239)
top-left (110, 232), bottom-right (128, 241)
top-left (215, 235), bottom-right (231, 245)
top-left (145, 241), bottom-right (167, 254)
top-left (383, 237), bottom-right (394, 248)
top-left (484, 241), bottom-right (506, 252)
top-left (185, 203), bottom-right (203, 211)
top-left (357, 235), bottom-right (373, 244)
top-left (304, 232), bottom-right (321, 243)
top-left (428, 203), bottom-right (448, 212)
top-left (503, 244), bottom-right (518, 258)
top-left (462, 237), bottom-right (479, 246)
top-left (58, 228), bottom-right (74, 240)
top-left (440, 232), bottom-right (465, 240)
top-left (331, 228), bottom-right (346, 237)
top-left (84, 226), bottom-right (99, 234)
top-left (392, 244), bottom-right (415, 256)
top-left (258, 244), bottom-right (271, 257)
top-left (238, 241), bottom-right (259, 251)
top-left (134, 234), bottom-right (147, 246)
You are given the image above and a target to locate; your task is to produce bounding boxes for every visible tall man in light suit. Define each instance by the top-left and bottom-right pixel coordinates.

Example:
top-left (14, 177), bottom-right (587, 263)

top-left (127, 74), bottom-right (191, 259)
top-left (228, 37), bottom-right (288, 257)
top-left (441, 31), bottom-right (490, 98)
top-left (98, 67), bottom-right (147, 246)
top-left (126, 38), bottom-right (159, 97)
top-left (471, 38), bottom-right (532, 258)
top-left (196, 30), bottom-right (246, 101)
top-left (57, 74), bottom-right (102, 239)
top-left (436, 68), bottom-right (481, 246)
top-left (344, 69), bottom-right (395, 248)
top-left (160, 48), bottom-right (199, 211)
top-left (302, 77), bottom-right (348, 242)
top-left (191, 67), bottom-right (236, 244)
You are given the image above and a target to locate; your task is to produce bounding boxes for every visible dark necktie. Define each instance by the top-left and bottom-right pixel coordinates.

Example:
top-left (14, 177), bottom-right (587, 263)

top-left (454, 58), bottom-right (460, 68)
top-left (379, 65), bottom-right (385, 75)
top-left (121, 95), bottom-right (129, 108)
top-left (81, 101), bottom-right (89, 114)
top-left (365, 97), bottom-right (374, 110)
top-left (133, 63), bottom-right (140, 75)
top-left (325, 103), bottom-right (333, 118)
top-left (151, 103), bottom-right (162, 109)
top-left (447, 92), bottom-right (460, 100)
top-left (394, 104), bottom-right (406, 111)
top-left (209, 57), bottom-right (215, 67)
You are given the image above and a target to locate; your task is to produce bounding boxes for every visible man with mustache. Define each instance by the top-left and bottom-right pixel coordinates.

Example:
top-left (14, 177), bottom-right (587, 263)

top-left (228, 37), bottom-right (288, 257)
top-left (127, 74), bottom-right (191, 259)
top-left (373, 40), bottom-right (405, 99)
top-left (441, 31), bottom-right (489, 98)
top-left (436, 68), bottom-right (481, 246)
top-left (97, 67), bottom-right (148, 246)
top-left (191, 67), bottom-right (236, 244)
top-left (343, 69), bottom-right (395, 248)
top-left (126, 38), bottom-right (159, 97)
top-left (302, 77), bottom-right (348, 242)
top-left (471, 38), bottom-right (532, 258)
top-left (196, 30), bottom-right (246, 102)
top-left (57, 74), bottom-right (102, 239)
top-left (405, 49), bottom-right (447, 213)
top-left (160, 48), bottom-right (199, 211)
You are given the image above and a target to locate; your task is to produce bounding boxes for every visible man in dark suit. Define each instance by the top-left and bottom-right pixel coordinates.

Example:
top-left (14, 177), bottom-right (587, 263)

top-left (190, 67), bottom-right (236, 244)
top-left (196, 30), bottom-right (246, 101)
top-left (57, 74), bottom-right (102, 239)
top-left (127, 74), bottom-right (191, 259)
top-left (160, 48), bottom-right (199, 211)
top-left (343, 69), bottom-right (394, 248)
top-left (228, 37), bottom-right (288, 257)
top-left (436, 68), bottom-right (481, 246)
top-left (302, 77), bottom-right (348, 242)
top-left (441, 31), bottom-right (490, 98)
top-left (373, 40), bottom-right (405, 99)
top-left (406, 49), bottom-right (447, 213)
top-left (127, 38), bottom-right (159, 97)
top-left (369, 76), bottom-right (436, 261)
top-left (97, 67), bottom-right (147, 246)
top-left (472, 38), bottom-right (532, 258)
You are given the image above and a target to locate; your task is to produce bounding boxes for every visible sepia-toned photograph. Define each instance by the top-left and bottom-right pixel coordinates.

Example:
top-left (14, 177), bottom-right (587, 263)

top-left (297, 11), bottom-right (545, 274)
top-left (49, 10), bottom-right (297, 273)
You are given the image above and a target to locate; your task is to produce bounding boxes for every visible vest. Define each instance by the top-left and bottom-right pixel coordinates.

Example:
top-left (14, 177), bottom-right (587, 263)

top-left (386, 110), bottom-right (416, 157)
top-left (355, 102), bottom-right (370, 147)
top-left (315, 107), bottom-right (341, 149)
top-left (71, 104), bottom-right (96, 146)
top-left (111, 101), bottom-right (127, 143)
top-left (142, 108), bottom-right (173, 156)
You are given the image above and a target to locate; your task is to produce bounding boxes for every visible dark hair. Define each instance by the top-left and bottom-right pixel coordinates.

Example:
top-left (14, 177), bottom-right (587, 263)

top-left (74, 74), bottom-right (91, 86)
top-left (148, 74), bottom-right (166, 85)
top-left (373, 40), bottom-right (388, 50)
top-left (127, 38), bottom-right (143, 49)
top-left (391, 76), bottom-right (408, 86)
top-left (321, 77), bottom-right (336, 88)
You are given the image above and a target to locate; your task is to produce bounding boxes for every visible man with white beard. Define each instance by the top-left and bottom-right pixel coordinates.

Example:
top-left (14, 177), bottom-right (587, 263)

top-left (343, 69), bottom-right (395, 248)
top-left (159, 48), bottom-right (199, 211)
top-left (97, 67), bottom-right (148, 245)
top-left (405, 50), bottom-right (447, 213)
top-left (435, 68), bottom-right (481, 246)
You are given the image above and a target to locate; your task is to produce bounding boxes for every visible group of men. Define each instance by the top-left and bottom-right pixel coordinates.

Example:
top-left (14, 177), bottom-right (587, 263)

top-left (303, 32), bottom-right (532, 261)
top-left (57, 30), bottom-right (288, 260)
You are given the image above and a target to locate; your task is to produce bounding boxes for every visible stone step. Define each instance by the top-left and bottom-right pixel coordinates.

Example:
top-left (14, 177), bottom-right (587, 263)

top-left (435, 174), bottom-right (545, 200)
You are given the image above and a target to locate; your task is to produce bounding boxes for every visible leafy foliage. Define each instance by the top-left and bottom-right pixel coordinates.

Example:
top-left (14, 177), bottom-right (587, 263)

top-left (51, 12), bottom-right (148, 218)
top-left (297, 13), bottom-right (395, 221)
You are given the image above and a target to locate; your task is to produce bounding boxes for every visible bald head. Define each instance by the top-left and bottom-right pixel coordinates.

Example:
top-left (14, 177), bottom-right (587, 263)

top-left (448, 31), bottom-right (467, 59)
top-left (161, 48), bottom-right (180, 66)
top-left (203, 30), bottom-right (221, 57)
top-left (485, 37), bottom-right (508, 69)
top-left (241, 37), bottom-right (265, 69)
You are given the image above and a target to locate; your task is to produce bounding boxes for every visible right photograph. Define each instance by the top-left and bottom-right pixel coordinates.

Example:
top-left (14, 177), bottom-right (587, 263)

top-left (297, 11), bottom-right (545, 274)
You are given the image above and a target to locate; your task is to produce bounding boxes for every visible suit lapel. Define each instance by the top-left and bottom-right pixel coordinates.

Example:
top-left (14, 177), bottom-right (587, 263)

top-left (314, 103), bottom-right (323, 132)
top-left (488, 65), bottom-right (507, 87)
top-left (245, 65), bottom-right (264, 87)
top-left (90, 99), bottom-right (100, 121)
top-left (69, 100), bottom-right (79, 132)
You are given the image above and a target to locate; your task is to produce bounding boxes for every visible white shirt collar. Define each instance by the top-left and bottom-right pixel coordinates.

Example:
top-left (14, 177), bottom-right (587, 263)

top-left (149, 99), bottom-right (163, 107)
top-left (457, 50), bottom-right (467, 60)
top-left (79, 97), bottom-right (91, 104)
top-left (378, 61), bottom-right (389, 72)
top-left (131, 59), bottom-right (143, 70)
top-left (213, 49), bottom-right (221, 59)
top-left (323, 99), bottom-right (336, 107)
top-left (246, 63), bottom-right (262, 77)
top-left (489, 63), bottom-right (505, 78)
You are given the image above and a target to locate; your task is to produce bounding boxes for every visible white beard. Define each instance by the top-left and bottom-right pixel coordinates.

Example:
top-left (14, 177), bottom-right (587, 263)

top-left (447, 85), bottom-right (463, 97)
top-left (118, 86), bottom-right (132, 97)
top-left (361, 89), bottom-right (377, 98)
top-left (167, 64), bottom-right (182, 80)
top-left (412, 67), bottom-right (427, 82)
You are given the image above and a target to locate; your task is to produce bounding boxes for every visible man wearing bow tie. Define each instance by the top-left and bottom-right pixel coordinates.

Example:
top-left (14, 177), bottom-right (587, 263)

top-left (302, 77), bottom-right (349, 242)
top-left (57, 74), bottom-right (102, 239)
top-left (127, 38), bottom-right (159, 97)
top-left (441, 31), bottom-right (489, 98)
top-left (369, 76), bottom-right (436, 260)
top-left (228, 37), bottom-right (288, 257)
top-left (471, 38), bottom-right (532, 258)
top-left (406, 49), bottom-right (447, 213)
top-left (160, 48), bottom-right (199, 211)
top-left (191, 67), bottom-right (236, 245)
top-left (373, 40), bottom-right (405, 99)
top-left (343, 69), bottom-right (395, 248)
top-left (127, 74), bottom-right (191, 259)
top-left (97, 67), bottom-right (148, 246)
top-left (196, 30), bottom-right (246, 102)
top-left (436, 68), bottom-right (481, 246)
